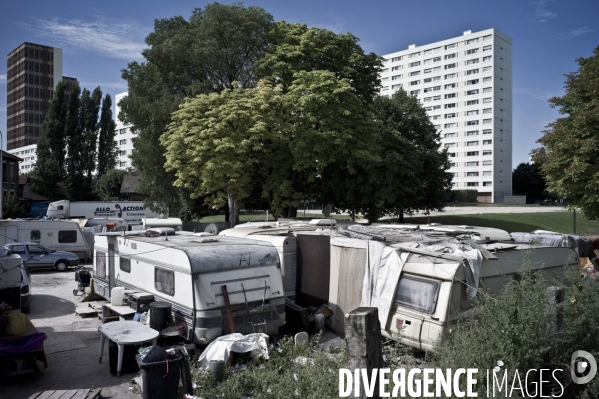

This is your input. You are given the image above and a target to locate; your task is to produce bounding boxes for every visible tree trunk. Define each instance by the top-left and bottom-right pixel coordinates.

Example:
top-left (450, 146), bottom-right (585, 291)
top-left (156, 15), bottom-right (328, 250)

top-left (228, 193), bottom-right (239, 227)
top-left (399, 209), bottom-right (404, 223)
top-left (224, 203), bottom-right (230, 222)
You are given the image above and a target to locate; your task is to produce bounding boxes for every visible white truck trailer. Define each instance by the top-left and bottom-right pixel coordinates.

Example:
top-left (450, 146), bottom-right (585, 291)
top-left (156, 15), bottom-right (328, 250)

top-left (47, 200), bottom-right (161, 225)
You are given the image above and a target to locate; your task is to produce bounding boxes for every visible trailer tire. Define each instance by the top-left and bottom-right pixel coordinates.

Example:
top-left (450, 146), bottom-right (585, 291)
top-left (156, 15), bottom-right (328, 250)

top-left (55, 260), bottom-right (69, 272)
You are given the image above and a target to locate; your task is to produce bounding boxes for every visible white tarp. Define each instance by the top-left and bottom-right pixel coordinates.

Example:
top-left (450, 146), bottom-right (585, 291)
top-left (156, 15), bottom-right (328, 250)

top-left (360, 241), bottom-right (410, 327)
top-left (197, 333), bottom-right (269, 367)
top-left (424, 243), bottom-right (482, 297)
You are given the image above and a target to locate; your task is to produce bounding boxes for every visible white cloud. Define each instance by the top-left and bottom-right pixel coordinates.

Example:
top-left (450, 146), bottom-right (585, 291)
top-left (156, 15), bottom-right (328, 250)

top-left (514, 88), bottom-right (559, 102)
top-left (530, 0), bottom-right (557, 22)
top-left (20, 16), bottom-right (149, 61)
top-left (566, 26), bottom-right (593, 37)
top-left (0, 73), bottom-right (6, 83)
top-left (78, 81), bottom-right (128, 91)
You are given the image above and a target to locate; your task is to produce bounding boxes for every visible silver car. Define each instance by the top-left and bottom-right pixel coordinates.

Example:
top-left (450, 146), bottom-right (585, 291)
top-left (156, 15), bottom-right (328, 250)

top-left (4, 242), bottom-right (80, 272)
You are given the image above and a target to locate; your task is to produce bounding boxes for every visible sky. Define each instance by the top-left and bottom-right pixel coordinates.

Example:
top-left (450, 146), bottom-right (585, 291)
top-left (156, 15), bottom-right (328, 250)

top-left (1, 0), bottom-right (597, 168)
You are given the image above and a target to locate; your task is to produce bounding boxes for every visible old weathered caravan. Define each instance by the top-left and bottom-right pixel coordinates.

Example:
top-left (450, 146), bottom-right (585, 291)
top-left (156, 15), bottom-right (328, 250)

top-left (92, 230), bottom-right (286, 344)
top-left (0, 219), bottom-right (92, 260)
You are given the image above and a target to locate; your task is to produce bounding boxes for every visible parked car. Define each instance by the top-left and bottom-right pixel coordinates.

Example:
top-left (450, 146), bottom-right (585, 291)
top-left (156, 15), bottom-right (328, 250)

top-left (3, 242), bottom-right (80, 272)
top-left (21, 266), bottom-right (31, 314)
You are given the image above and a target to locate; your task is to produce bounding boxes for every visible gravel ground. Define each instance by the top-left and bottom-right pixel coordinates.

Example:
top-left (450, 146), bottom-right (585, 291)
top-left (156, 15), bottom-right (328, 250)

top-left (1, 265), bottom-right (141, 399)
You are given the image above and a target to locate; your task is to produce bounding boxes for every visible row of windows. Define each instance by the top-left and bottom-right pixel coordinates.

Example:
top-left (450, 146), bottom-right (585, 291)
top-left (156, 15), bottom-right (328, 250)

top-left (439, 109), bottom-right (492, 118)
top-left (444, 129), bottom-right (493, 138)
top-left (440, 119), bottom-right (493, 128)
top-left (467, 181), bottom-right (493, 187)
top-left (448, 160), bottom-right (493, 167)
top-left (447, 150), bottom-right (493, 156)
top-left (407, 56), bottom-right (492, 69)
top-left (419, 88), bottom-right (492, 100)
top-left (385, 35), bottom-right (492, 63)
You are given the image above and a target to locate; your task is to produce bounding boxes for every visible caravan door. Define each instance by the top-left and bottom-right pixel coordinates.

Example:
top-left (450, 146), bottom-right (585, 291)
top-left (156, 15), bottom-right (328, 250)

top-left (6, 225), bottom-right (17, 243)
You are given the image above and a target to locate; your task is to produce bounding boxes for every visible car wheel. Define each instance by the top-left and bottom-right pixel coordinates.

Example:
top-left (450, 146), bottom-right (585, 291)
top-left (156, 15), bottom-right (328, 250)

top-left (55, 260), bottom-right (69, 272)
top-left (22, 301), bottom-right (30, 314)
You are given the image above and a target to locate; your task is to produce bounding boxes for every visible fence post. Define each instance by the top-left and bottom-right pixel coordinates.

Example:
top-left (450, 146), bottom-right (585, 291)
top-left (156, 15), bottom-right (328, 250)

top-left (345, 307), bottom-right (384, 399)
top-left (547, 286), bottom-right (564, 362)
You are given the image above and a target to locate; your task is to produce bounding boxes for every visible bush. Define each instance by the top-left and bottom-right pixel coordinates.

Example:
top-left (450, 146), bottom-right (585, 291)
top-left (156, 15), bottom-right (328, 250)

top-left (446, 189), bottom-right (478, 203)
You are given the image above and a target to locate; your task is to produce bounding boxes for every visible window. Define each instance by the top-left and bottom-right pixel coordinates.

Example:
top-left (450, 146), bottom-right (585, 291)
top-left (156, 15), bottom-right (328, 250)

top-left (444, 123), bottom-right (456, 128)
top-left (445, 73), bottom-right (456, 79)
top-left (392, 84), bottom-right (402, 89)
top-left (444, 133), bottom-right (456, 138)
top-left (483, 97), bottom-right (492, 103)
top-left (467, 182), bottom-right (479, 187)
top-left (10, 245), bottom-right (26, 255)
top-left (155, 268), bottom-right (175, 296)
top-left (120, 150), bottom-right (127, 156)
top-left (483, 140), bottom-right (492, 145)
top-left (483, 160), bottom-right (492, 165)
top-left (445, 143), bottom-right (455, 148)
top-left (483, 66), bottom-right (492, 72)
top-left (96, 251), bottom-right (107, 279)
top-left (433, 95), bottom-right (441, 101)
top-left (431, 105), bottom-right (441, 110)
top-left (120, 257), bottom-right (131, 273)
top-left (392, 75), bottom-right (402, 80)
top-left (467, 141), bottom-right (479, 146)
top-left (467, 100), bottom-right (479, 105)
top-left (467, 49), bottom-right (479, 55)
top-left (483, 118), bottom-right (492, 124)
top-left (410, 80), bottom-right (420, 86)
top-left (423, 76), bottom-right (441, 83)
top-left (483, 87), bottom-right (492, 93)
top-left (423, 97), bottom-right (432, 102)
top-left (410, 71), bottom-right (420, 76)
top-left (467, 120), bottom-right (479, 126)
top-left (483, 129), bottom-right (492, 135)
top-left (483, 150), bottom-right (493, 155)
top-left (120, 161), bottom-right (127, 167)
top-left (394, 275), bottom-right (440, 314)
top-left (423, 78), bottom-right (432, 83)
top-left (483, 108), bottom-right (492, 114)
top-left (445, 113), bottom-right (456, 118)
top-left (423, 86), bottom-right (440, 93)
top-left (448, 152), bottom-right (456, 157)
top-left (467, 69), bottom-right (479, 75)
top-left (467, 110), bottom-right (479, 116)
top-left (391, 57), bottom-right (402, 62)
top-left (483, 171), bottom-right (492, 176)
top-left (467, 90), bottom-right (479, 95)
top-left (483, 56), bottom-right (492, 62)
top-left (445, 53), bottom-right (456, 60)
top-left (466, 59), bottom-right (479, 65)
top-left (30, 230), bottom-right (40, 241)
top-left (424, 68), bottom-right (433, 74)
top-left (392, 66), bottom-right (402, 71)
top-left (467, 131), bottom-right (479, 136)
top-left (431, 115), bottom-right (440, 120)
top-left (434, 124), bottom-right (441, 129)
top-left (467, 79), bottom-right (479, 85)
top-left (58, 230), bottom-right (77, 243)
top-left (410, 61), bottom-right (421, 67)
top-left (467, 172), bottom-right (479, 177)
top-left (483, 35), bottom-right (492, 41)
top-left (467, 38), bottom-right (479, 44)
top-left (483, 182), bottom-right (493, 187)
top-left (119, 139), bottom-right (127, 145)
top-left (424, 49), bottom-right (433, 55)
top-left (445, 83), bottom-right (456, 89)
top-left (432, 57), bottom-right (441, 62)
top-left (423, 59), bottom-right (432, 65)
top-left (449, 162), bottom-right (456, 167)
top-left (409, 52), bottom-right (421, 58)
top-left (445, 93), bottom-right (456, 99)
top-left (445, 43), bottom-right (456, 49)
top-left (467, 161), bottom-right (479, 167)
top-left (445, 103), bottom-right (456, 109)
top-left (445, 63), bottom-right (456, 69)
top-left (410, 90), bottom-right (420, 95)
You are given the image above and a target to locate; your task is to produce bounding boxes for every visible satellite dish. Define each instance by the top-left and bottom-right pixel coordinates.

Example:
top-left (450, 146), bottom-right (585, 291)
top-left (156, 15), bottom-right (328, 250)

top-left (205, 223), bottom-right (220, 235)
top-left (323, 204), bottom-right (332, 217)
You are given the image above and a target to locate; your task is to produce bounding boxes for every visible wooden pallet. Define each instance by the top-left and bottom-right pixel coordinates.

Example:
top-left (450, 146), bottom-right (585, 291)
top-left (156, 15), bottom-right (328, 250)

top-left (28, 388), bottom-right (101, 399)
top-left (75, 307), bottom-right (98, 318)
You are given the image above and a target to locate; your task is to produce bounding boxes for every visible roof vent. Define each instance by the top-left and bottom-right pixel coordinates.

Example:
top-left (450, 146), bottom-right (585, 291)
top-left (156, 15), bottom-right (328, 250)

top-left (408, 44), bottom-right (416, 49)
top-left (463, 30), bottom-right (472, 35)
top-left (145, 227), bottom-right (175, 237)
top-left (195, 238), bottom-right (219, 243)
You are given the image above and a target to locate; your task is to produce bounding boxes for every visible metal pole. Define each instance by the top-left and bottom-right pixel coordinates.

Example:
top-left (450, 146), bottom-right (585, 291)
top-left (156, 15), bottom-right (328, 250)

top-left (0, 130), bottom-right (3, 220)
top-left (573, 209), bottom-right (576, 235)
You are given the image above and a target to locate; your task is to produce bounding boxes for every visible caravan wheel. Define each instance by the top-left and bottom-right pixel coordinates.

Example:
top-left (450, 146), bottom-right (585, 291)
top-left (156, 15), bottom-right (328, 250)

top-left (55, 261), bottom-right (69, 272)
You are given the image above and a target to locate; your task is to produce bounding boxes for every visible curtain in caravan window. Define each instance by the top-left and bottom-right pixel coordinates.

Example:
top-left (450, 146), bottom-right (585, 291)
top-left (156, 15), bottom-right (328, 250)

top-left (58, 230), bottom-right (77, 243)
top-left (394, 276), bottom-right (440, 314)
top-left (155, 268), bottom-right (175, 296)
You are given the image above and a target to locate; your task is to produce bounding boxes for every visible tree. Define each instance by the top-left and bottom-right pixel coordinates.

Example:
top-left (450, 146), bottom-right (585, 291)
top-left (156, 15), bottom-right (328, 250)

top-left (2, 192), bottom-right (24, 219)
top-left (93, 169), bottom-right (126, 201)
top-left (512, 162), bottom-right (547, 201)
top-left (119, 3), bottom-right (273, 216)
top-left (537, 45), bottom-right (599, 218)
top-left (80, 87), bottom-right (102, 195)
top-left (65, 83), bottom-right (83, 200)
top-left (97, 94), bottom-right (118, 177)
top-left (30, 81), bottom-right (68, 199)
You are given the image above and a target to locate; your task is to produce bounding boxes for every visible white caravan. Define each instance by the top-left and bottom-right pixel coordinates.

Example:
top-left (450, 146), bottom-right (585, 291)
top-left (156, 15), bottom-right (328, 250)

top-left (92, 230), bottom-right (286, 345)
top-left (0, 219), bottom-right (92, 260)
top-left (47, 200), bottom-right (161, 224)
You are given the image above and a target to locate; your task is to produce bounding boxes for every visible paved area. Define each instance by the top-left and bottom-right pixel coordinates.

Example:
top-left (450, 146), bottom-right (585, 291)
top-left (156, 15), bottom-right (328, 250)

top-left (412, 204), bottom-right (567, 216)
top-left (1, 266), bottom-right (141, 399)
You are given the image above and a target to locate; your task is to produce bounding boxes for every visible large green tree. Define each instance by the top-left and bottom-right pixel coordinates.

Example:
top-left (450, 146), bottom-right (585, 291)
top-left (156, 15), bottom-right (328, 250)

top-left (537, 45), bottom-right (599, 218)
top-left (81, 87), bottom-right (102, 195)
top-left (65, 82), bottom-right (83, 199)
top-left (512, 162), bottom-right (547, 201)
top-left (30, 81), bottom-right (67, 199)
top-left (119, 3), bottom-right (273, 216)
top-left (93, 168), bottom-right (126, 201)
top-left (97, 94), bottom-right (117, 177)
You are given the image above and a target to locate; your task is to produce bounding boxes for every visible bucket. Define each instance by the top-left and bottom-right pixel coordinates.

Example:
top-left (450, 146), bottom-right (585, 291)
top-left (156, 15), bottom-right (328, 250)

top-left (7, 312), bottom-right (26, 335)
top-left (209, 360), bottom-right (226, 382)
top-left (111, 287), bottom-right (125, 306)
top-left (149, 302), bottom-right (172, 332)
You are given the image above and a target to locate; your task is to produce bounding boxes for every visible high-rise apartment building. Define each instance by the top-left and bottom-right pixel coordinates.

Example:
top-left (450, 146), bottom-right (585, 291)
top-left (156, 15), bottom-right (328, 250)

top-left (6, 42), bottom-right (77, 151)
top-left (114, 92), bottom-right (137, 169)
top-left (379, 29), bottom-right (512, 203)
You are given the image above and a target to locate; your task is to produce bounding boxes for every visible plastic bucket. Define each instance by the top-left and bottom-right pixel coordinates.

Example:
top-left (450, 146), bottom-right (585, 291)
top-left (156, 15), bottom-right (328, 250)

top-left (111, 287), bottom-right (125, 306)
top-left (209, 360), bottom-right (226, 382)
top-left (7, 313), bottom-right (26, 335)
top-left (149, 302), bottom-right (172, 332)
top-left (136, 353), bottom-right (182, 399)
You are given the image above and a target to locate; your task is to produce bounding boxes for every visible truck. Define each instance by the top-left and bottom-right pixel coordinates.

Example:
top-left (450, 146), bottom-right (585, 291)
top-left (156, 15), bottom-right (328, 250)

top-left (46, 200), bottom-right (161, 225)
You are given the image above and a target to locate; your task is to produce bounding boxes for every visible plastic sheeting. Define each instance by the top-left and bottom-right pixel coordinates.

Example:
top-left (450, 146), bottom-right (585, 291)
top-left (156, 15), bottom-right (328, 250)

top-left (512, 232), bottom-right (593, 257)
top-left (197, 333), bottom-right (269, 367)
top-left (423, 243), bottom-right (482, 298)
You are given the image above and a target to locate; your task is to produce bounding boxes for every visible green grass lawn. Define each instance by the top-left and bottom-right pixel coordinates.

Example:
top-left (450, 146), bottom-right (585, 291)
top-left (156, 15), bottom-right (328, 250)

top-left (198, 211), bottom-right (351, 223)
top-left (399, 211), bottom-right (599, 235)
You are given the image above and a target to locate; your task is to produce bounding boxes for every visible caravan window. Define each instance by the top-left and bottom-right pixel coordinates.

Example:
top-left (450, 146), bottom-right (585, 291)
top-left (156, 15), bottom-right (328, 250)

top-left (394, 275), bottom-right (440, 314)
top-left (96, 251), bottom-right (106, 279)
top-left (58, 230), bottom-right (77, 243)
top-left (120, 257), bottom-right (131, 273)
top-left (155, 268), bottom-right (175, 296)
top-left (30, 230), bottom-right (41, 241)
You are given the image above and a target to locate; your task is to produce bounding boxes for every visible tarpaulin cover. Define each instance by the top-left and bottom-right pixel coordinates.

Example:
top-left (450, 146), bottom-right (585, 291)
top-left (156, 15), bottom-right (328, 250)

top-left (513, 231), bottom-right (593, 257)
top-left (423, 243), bottom-right (482, 297)
top-left (197, 333), bottom-right (268, 367)
top-left (0, 332), bottom-right (47, 355)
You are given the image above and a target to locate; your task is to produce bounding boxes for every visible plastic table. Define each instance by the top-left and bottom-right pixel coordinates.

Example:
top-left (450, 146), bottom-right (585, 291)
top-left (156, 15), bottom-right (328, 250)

top-left (98, 321), bottom-right (158, 376)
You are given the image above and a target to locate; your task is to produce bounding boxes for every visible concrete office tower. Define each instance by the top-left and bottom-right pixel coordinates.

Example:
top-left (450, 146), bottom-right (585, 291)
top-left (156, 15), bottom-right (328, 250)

top-left (6, 42), bottom-right (77, 151)
top-left (380, 29), bottom-right (512, 203)
top-left (114, 92), bottom-right (137, 169)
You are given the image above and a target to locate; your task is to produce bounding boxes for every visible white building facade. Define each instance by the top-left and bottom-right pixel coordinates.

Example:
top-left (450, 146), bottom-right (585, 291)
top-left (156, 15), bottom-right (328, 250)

top-left (114, 92), bottom-right (137, 169)
top-left (380, 29), bottom-right (512, 203)
top-left (9, 144), bottom-right (37, 172)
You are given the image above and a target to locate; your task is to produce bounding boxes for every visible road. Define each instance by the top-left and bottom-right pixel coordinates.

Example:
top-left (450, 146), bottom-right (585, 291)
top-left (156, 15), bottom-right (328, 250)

top-left (2, 265), bottom-right (140, 399)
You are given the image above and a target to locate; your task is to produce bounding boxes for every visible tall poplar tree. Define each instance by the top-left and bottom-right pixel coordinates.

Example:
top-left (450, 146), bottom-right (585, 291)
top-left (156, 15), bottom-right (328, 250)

top-left (65, 83), bottom-right (83, 199)
top-left (80, 87), bottom-right (102, 194)
top-left (97, 94), bottom-right (117, 177)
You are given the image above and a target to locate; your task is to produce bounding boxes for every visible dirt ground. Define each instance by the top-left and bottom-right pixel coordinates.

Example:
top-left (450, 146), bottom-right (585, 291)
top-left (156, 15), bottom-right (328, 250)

top-left (1, 265), bottom-right (141, 399)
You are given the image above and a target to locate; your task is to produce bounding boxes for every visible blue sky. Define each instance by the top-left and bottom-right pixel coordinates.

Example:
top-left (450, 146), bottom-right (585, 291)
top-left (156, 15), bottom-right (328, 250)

top-left (1, 0), bottom-right (597, 167)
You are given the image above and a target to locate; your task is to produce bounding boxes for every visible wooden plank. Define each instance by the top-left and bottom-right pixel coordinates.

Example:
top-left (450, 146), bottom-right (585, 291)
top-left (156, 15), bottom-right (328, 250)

top-left (70, 390), bottom-right (90, 399)
top-left (27, 392), bottom-right (42, 399)
top-left (463, 239), bottom-right (499, 260)
top-left (46, 390), bottom-right (68, 399)
top-left (86, 389), bottom-right (102, 399)
top-left (60, 390), bottom-right (80, 399)
top-left (28, 391), bottom-right (55, 399)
